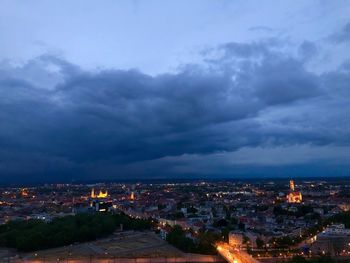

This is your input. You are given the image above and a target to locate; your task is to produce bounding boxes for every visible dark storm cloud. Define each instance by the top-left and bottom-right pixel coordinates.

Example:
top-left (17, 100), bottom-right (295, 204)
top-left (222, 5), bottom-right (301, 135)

top-left (0, 38), bottom-right (349, 182)
top-left (331, 22), bottom-right (350, 43)
top-left (298, 41), bottom-right (318, 61)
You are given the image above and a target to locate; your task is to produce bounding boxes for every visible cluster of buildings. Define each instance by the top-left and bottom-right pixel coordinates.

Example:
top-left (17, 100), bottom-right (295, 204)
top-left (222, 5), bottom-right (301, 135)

top-left (0, 179), bottom-right (349, 256)
top-left (89, 188), bottom-right (112, 212)
top-left (311, 224), bottom-right (350, 256)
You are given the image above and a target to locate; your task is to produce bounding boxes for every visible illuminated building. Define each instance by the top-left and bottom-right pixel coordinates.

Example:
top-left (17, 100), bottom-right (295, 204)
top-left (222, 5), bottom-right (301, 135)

top-left (90, 188), bottom-right (111, 212)
top-left (228, 231), bottom-right (244, 248)
top-left (97, 190), bottom-right (108, 198)
top-left (287, 179), bottom-right (302, 203)
top-left (90, 188), bottom-right (108, 199)
top-left (290, 180), bottom-right (295, 191)
top-left (130, 184), bottom-right (136, 201)
top-left (20, 188), bottom-right (28, 197)
top-left (339, 204), bottom-right (350, 211)
top-left (311, 224), bottom-right (350, 255)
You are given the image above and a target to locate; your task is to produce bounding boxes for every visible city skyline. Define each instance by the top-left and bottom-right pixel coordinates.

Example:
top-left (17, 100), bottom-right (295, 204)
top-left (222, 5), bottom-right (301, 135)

top-left (0, 1), bottom-right (350, 183)
top-left (1, 178), bottom-right (350, 261)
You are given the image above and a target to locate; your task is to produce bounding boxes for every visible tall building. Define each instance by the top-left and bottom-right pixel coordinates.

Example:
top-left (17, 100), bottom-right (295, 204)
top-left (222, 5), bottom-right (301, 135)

top-left (91, 188), bottom-right (108, 199)
top-left (130, 184), bottom-right (136, 201)
top-left (287, 179), bottom-right (302, 203)
top-left (289, 180), bottom-right (295, 191)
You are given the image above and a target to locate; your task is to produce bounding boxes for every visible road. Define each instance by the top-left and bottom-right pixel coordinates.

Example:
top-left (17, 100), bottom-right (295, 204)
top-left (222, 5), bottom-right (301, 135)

top-left (216, 243), bottom-right (261, 263)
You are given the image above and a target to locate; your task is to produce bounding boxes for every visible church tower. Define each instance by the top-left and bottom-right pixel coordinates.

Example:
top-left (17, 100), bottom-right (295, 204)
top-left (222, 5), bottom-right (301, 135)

top-left (287, 179), bottom-right (302, 203)
top-left (91, 188), bottom-right (96, 198)
top-left (289, 180), bottom-right (295, 191)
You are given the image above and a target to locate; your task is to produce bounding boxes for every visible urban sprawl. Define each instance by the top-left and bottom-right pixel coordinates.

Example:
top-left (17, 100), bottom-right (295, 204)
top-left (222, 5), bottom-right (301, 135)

top-left (0, 179), bottom-right (350, 262)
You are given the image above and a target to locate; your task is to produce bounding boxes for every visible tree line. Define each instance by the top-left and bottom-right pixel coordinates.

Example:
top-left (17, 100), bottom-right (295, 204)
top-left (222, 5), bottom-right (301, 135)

top-left (0, 212), bottom-right (151, 252)
top-left (166, 225), bottom-right (220, 255)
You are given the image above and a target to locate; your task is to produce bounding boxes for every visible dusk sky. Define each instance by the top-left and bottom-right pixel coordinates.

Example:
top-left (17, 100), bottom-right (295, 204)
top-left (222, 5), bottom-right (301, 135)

top-left (0, 0), bottom-right (350, 183)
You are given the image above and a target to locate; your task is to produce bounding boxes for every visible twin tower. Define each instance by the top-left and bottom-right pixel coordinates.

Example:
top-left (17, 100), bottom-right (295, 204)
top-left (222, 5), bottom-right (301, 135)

top-left (91, 188), bottom-right (108, 199)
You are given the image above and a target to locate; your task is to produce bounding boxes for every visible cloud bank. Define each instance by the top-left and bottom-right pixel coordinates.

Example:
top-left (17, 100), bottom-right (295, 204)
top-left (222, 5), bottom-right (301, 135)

top-left (0, 33), bottom-right (350, 183)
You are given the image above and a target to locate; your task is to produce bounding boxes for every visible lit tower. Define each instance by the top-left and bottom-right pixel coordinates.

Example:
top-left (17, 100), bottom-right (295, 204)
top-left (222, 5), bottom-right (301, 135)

top-left (97, 190), bottom-right (108, 198)
top-left (290, 180), bottom-right (295, 191)
top-left (287, 179), bottom-right (302, 203)
top-left (130, 184), bottom-right (136, 201)
top-left (91, 188), bottom-right (96, 198)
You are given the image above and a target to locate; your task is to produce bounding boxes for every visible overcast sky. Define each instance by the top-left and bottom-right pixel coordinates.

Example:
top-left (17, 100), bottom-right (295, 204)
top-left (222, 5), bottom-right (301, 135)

top-left (0, 0), bottom-right (350, 183)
